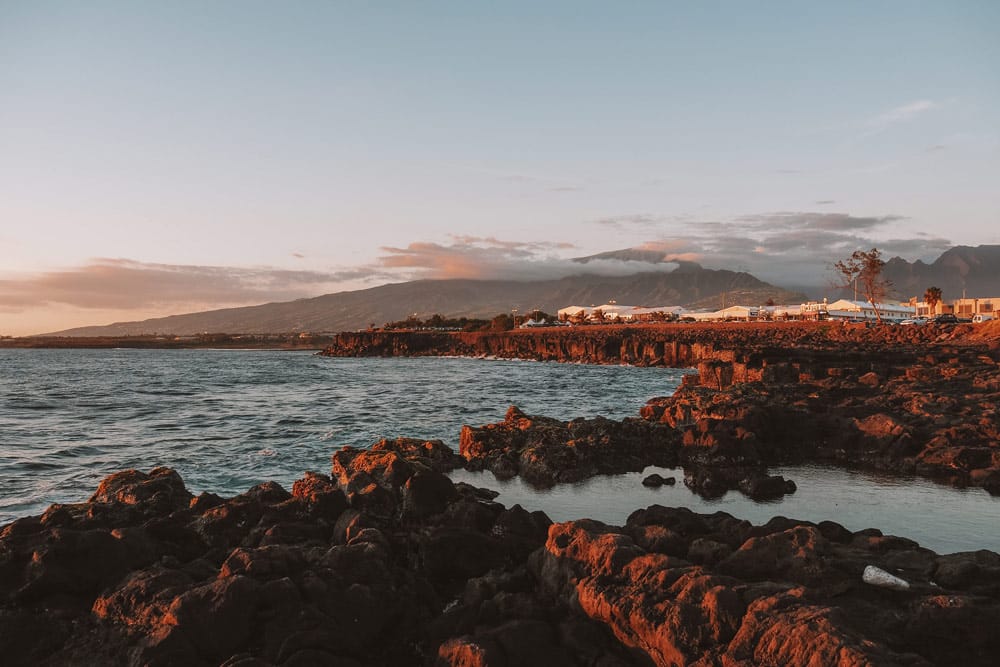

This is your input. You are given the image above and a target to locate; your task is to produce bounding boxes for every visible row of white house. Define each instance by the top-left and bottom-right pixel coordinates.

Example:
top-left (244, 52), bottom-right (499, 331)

top-left (557, 303), bottom-right (686, 321)
top-left (557, 299), bottom-right (918, 323)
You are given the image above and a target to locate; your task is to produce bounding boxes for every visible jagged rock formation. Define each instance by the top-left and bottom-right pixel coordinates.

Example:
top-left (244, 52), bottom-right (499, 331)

top-left (326, 321), bottom-right (1000, 494)
top-left (458, 406), bottom-right (677, 486)
top-left (641, 337), bottom-right (1000, 495)
top-left (320, 321), bottom-right (975, 366)
top-left (459, 406), bottom-right (797, 501)
top-left (7, 322), bottom-right (1000, 664)
top-left (3, 445), bottom-right (1000, 665)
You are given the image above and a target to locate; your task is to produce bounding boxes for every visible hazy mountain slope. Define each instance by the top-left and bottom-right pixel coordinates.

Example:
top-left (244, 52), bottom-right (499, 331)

top-left (48, 267), bottom-right (805, 336)
top-left (883, 245), bottom-right (1000, 300)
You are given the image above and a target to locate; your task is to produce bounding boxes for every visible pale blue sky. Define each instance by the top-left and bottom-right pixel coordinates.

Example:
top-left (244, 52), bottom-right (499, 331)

top-left (1, 2), bottom-right (998, 334)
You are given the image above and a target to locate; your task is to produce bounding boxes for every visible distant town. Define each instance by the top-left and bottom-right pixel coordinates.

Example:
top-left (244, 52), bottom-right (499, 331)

top-left (550, 294), bottom-right (997, 326)
top-left (3, 294), bottom-right (997, 347)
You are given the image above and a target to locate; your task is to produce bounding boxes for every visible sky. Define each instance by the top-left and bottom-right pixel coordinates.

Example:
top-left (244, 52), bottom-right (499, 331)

top-left (1, 1), bottom-right (998, 335)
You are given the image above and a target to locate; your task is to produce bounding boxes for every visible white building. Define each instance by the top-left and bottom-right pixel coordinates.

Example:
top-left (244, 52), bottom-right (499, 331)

top-left (824, 299), bottom-right (915, 322)
top-left (556, 304), bottom-right (686, 322)
top-left (952, 297), bottom-right (1000, 319)
top-left (688, 305), bottom-right (763, 321)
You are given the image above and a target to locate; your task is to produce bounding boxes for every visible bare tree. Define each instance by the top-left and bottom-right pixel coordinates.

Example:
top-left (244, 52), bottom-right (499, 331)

top-left (835, 248), bottom-right (892, 323)
top-left (924, 286), bottom-right (943, 316)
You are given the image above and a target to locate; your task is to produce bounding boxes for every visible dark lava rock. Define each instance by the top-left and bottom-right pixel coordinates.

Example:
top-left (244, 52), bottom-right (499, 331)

top-left (641, 473), bottom-right (674, 487)
top-left (5, 413), bottom-right (1000, 666)
top-left (737, 473), bottom-right (797, 500)
top-left (459, 405), bottom-right (678, 488)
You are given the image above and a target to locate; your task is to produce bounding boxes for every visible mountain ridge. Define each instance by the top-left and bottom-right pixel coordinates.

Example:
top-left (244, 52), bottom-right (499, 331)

top-left (44, 245), bottom-right (1000, 336)
top-left (47, 267), bottom-right (803, 336)
top-left (883, 245), bottom-right (1000, 301)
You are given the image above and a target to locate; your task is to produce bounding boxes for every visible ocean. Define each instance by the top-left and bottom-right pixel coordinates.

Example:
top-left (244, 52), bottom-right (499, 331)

top-left (2, 348), bottom-right (997, 553)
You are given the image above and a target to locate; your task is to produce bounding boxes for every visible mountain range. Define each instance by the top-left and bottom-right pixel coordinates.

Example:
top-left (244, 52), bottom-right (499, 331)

top-left (43, 245), bottom-right (1000, 336)
top-left (882, 245), bottom-right (1000, 302)
top-left (47, 264), bottom-right (803, 336)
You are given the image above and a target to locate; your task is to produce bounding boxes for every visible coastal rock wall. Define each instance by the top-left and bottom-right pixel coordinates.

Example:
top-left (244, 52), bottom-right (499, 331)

top-left (325, 323), bottom-right (1000, 494)
top-left (322, 322), bottom-right (979, 368)
top-left (325, 328), bottom-right (712, 366)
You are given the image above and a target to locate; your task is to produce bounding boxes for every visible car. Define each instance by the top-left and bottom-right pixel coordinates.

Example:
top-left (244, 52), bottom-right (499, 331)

top-left (931, 314), bottom-right (960, 324)
top-left (972, 314), bottom-right (994, 324)
top-left (899, 318), bottom-right (927, 326)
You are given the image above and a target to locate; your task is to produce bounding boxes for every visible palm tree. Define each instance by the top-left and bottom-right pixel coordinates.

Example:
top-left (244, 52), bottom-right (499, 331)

top-left (924, 286), bottom-right (943, 316)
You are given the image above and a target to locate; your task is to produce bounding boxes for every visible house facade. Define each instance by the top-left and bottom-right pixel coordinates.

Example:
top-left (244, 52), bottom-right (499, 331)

top-left (952, 297), bottom-right (999, 318)
top-left (824, 299), bottom-right (915, 321)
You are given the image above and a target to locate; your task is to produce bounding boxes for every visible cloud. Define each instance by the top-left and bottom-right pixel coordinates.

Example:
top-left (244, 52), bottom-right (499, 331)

top-left (376, 237), bottom-right (680, 282)
top-left (858, 100), bottom-right (939, 140)
top-left (580, 210), bottom-right (950, 289)
top-left (372, 210), bottom-right (945, 289)
top-left (0, 259), bottom-right (380, 313)
top-left (815, 200), bottom-right (836, 205)
top-left (735, 211), bottom-right (904, 232)
top-left (872, 100), bottom-right (937, 126)
top-left (446, 235), bottom-right (574, 252)
top-left (592, 213), bottom-right (689, 231)
top-left (4, 211), bottom-right (953, 327)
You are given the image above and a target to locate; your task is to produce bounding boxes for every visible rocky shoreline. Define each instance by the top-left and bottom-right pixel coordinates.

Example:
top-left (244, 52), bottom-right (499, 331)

top-left (4, 441), bottom-right (1000, 666)
top-left (319, 321), bottom-right (975, 366)
top-left (327, 322), bottom-right (1000, 497)
top-left (4, 321), bottom-right (1000, 665)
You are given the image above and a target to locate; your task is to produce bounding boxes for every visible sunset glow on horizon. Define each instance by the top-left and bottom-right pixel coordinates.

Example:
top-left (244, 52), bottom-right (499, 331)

top-left (2, 2), bottom-right (998, 335)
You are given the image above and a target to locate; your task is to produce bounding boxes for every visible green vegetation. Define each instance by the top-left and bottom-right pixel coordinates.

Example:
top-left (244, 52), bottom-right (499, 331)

top-left (382, 310), bottom-right (556, 332)
top-left (382, 314), bottom-right (492, 331)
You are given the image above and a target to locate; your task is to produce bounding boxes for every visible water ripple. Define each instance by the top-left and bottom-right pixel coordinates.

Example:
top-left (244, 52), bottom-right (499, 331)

top-left (0, 350), bottom-right (681, 522)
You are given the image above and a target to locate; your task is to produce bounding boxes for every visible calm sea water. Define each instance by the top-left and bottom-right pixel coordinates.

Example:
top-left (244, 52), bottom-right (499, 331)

top-left (0, 349), bottom-right (682, 522)
top-left (452, 466), bottom-right (1000, 555)
top-left (2, 349), bottom-right (997, 554)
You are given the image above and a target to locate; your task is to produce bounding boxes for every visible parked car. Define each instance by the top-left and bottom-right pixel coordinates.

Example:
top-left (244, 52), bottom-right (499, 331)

top-left (932, 313), bottom-right (973, 324)
top-left (972, 314), bottom-right (995, 324)
top-left (899, 317), bottom-right (928, 325)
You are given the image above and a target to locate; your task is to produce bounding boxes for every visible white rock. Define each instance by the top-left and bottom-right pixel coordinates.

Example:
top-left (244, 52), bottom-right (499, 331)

top-left (863, 565), bottom-right (911, 591)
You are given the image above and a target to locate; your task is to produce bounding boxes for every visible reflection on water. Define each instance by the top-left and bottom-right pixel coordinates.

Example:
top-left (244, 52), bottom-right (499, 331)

top-left (450, 464), bottom-right (1000, 555)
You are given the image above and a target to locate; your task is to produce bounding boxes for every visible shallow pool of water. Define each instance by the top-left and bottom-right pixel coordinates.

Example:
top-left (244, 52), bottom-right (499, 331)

top-left (451, 464), bottom-right (1000, 555)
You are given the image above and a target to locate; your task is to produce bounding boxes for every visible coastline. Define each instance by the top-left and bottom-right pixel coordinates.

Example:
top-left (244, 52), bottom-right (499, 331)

top-left (3, 442), bottom-right (1000, 665)
top-left (3, 321), bottom-right (1000, 664)
top-left (321, 321), bottom-right (1000, 495)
